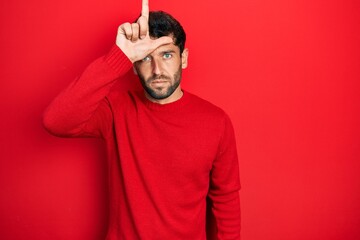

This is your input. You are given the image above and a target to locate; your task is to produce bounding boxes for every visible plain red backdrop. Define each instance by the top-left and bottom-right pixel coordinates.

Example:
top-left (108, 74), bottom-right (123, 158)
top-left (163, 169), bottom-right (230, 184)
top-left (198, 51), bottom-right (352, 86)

top-left (1, 0), bottom-right (359, 239)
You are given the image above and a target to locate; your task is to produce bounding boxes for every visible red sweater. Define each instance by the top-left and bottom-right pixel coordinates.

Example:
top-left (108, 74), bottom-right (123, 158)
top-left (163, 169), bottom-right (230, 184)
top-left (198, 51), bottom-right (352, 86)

top-left (43, 45), bottom-right (241, 239)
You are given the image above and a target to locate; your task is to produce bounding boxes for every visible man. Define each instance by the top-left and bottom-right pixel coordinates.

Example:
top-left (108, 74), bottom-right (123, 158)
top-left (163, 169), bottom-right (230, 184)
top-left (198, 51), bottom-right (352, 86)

top-left (43, 0), bottom-right (240, 239)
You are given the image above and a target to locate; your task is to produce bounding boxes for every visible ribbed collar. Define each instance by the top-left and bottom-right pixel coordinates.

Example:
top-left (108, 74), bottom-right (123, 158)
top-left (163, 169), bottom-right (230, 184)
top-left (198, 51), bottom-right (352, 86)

top-left (137, 90), bottom-right (191, 112)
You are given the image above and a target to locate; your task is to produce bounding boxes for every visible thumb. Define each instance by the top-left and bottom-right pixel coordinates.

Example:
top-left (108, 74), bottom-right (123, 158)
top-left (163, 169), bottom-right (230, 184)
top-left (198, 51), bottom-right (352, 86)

top-left (149, 36), bottom-right (173, 50)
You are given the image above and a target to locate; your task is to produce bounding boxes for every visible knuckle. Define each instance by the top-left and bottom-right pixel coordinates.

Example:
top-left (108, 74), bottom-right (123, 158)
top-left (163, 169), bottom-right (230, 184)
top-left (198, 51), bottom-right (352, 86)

top-left (120, 22), bottom-right (129, 28)
top-left (119, 23), bottom-right (129, 32)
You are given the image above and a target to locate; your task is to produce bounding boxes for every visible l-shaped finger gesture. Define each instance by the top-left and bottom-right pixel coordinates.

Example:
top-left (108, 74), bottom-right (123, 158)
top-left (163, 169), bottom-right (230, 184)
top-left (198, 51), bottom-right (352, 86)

top-left (116, 0), bottom-right (173, 63)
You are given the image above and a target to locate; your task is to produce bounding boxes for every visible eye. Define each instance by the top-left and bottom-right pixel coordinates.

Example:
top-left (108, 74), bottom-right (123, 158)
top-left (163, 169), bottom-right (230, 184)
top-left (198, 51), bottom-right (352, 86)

top-left (142, 56), bottom-right (151, 62)
top-left (163, 53), bottom-right (172, 59)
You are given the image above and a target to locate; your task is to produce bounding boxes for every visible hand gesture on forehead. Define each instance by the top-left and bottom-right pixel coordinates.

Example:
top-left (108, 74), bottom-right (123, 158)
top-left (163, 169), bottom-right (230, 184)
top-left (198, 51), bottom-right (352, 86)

top-left (116, 0), bottom-right (173, 63)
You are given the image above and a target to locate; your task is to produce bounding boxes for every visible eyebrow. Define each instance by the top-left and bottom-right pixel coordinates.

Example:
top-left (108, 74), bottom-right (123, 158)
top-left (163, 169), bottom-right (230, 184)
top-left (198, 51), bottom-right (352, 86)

top-left (158, 50), bottom-right (176, 55)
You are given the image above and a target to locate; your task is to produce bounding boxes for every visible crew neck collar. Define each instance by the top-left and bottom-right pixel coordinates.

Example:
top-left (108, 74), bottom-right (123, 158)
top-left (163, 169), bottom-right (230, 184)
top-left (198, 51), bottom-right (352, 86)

top-left (138, 90), bottom-right (190, 111)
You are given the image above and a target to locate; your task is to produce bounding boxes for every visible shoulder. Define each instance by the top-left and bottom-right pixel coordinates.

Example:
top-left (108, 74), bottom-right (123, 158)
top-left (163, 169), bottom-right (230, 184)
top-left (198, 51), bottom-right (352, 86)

top-left (185, 91), bottom-right (228, 119)
top-left (183, 91), bottom-right (234, 134)
top-left (184, 91), bottom-right (236, 143)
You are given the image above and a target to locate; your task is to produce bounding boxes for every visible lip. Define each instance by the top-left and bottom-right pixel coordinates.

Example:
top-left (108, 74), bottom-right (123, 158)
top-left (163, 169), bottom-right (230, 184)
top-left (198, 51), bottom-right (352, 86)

top-left (150, 80), bottom-right (168, 85)
top-left (151, 79), bottom-right (168, 83)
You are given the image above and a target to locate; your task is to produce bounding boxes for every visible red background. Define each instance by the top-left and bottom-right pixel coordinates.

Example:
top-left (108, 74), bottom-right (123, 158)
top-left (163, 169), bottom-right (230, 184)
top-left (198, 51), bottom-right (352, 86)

top-left (1, 0), bottom-right (360, 239)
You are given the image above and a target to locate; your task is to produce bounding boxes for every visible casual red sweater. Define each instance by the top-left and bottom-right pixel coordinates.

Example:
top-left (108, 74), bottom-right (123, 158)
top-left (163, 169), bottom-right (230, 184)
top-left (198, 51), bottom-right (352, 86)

top-left (43, 45), bottom-right (241, 239)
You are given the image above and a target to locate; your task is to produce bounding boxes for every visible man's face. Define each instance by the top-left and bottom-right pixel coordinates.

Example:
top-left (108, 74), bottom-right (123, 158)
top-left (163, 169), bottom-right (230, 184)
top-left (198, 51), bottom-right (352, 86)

top-left (134, 42), bottom-right (188, 103)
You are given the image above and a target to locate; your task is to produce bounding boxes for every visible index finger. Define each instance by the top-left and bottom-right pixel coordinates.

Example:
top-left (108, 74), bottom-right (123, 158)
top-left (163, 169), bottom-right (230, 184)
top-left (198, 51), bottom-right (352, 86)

top-left (141, 0), bottom-right (149, 19)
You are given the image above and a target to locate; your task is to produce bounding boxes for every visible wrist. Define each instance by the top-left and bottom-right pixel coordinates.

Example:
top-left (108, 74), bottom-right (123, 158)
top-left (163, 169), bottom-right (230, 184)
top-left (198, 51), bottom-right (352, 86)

top-left (105, 45), bottom-right (133, 74)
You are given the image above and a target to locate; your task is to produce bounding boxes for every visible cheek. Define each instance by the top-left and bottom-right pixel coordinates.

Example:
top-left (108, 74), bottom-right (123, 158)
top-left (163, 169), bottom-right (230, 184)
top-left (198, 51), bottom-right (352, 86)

top-left (136, 65), bottom-right (151, 78)
top-left (165, 61), bottom-right (181, 74)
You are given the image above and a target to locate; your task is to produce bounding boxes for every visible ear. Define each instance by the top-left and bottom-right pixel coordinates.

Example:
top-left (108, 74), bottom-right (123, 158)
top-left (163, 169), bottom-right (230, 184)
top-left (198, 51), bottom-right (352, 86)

top-left (181, 48), bottom-right (189, 69)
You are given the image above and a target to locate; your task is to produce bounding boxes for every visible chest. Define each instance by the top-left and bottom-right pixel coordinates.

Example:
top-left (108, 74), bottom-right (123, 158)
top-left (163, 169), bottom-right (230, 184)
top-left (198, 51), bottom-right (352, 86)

top-left (114, 108), bottom-right (222, 178)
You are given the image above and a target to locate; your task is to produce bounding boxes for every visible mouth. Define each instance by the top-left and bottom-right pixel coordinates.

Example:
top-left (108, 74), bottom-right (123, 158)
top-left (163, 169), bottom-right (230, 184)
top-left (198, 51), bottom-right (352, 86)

top-left (151, 79), bottom-right (168, 83)
top-left (150, 80), bottom-right (169, 88)
top-left (149, 76), bottom-right (170, 84)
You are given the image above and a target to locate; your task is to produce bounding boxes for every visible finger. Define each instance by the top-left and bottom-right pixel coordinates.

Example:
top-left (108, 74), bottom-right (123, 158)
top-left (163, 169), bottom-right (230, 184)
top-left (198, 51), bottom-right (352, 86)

top-left (137, 16), bottom-right (148, 39)
top-left (141, 0), bottom-right (149, 20)
top-left (131, 23), bottom-right (140, 42)
top-left (119, 22), bottom-right (133, 40)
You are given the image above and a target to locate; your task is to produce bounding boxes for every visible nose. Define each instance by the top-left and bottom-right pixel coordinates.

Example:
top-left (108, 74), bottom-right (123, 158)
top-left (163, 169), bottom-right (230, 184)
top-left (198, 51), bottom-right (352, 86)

top-left (151, 58), bottom-right (162, 75)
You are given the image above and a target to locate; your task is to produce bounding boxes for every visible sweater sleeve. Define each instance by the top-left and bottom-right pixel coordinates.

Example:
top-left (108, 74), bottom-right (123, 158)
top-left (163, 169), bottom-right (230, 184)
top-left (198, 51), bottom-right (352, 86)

top-left (43, 45), bottom-right (133, 138)
top-left (208, 113), bottom-right (241, 239)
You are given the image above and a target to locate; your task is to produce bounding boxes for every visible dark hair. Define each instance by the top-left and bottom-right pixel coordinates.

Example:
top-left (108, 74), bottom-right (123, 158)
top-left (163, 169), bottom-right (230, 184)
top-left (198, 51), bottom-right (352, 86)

top-left (148, 11), bottom-right (186, 53)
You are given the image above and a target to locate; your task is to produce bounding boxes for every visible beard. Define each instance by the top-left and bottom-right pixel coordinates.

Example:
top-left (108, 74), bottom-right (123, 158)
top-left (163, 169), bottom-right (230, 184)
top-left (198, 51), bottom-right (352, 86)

top-left (137, 66), bottom-right (182, 100)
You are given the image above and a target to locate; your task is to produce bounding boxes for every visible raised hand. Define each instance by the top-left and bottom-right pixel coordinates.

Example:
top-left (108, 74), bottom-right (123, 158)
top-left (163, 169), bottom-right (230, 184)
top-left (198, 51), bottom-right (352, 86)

top-left (116, 0), bottom-right (173, 63)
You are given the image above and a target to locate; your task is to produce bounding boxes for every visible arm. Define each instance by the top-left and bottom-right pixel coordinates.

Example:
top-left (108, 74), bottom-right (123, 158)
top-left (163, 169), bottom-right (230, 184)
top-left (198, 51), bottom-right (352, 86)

top-left (42, 46), bottom-right (132, 137)
top-left (208, 114), bottom-right (241, 239)
top-left (43, 0), bottom-right (172, 137)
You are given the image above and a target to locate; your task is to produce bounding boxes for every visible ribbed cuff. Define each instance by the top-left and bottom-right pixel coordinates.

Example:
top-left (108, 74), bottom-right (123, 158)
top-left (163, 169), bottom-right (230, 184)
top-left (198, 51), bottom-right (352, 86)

top-left (104, 45), bottom-right (133, 75)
